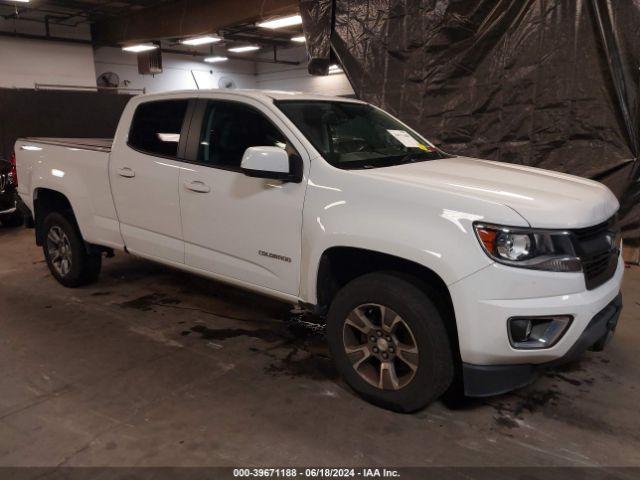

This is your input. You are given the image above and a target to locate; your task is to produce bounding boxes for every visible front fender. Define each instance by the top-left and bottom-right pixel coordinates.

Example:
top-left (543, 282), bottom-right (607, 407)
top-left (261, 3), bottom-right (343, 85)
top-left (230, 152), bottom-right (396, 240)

top-left (300, 161), bottom-right (529, 304)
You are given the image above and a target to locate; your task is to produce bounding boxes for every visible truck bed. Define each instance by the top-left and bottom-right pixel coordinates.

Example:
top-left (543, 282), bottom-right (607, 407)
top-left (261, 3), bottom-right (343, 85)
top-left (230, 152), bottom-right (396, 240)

top-left (21, 137), bottom-right (113, 153)
top-left (15, 136), bottom-right (123, 250)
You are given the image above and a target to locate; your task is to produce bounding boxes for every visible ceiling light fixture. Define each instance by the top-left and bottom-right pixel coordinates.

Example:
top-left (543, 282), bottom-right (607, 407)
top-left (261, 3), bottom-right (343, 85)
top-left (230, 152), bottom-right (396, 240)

top-left (228, 45), bottom-right (260, 53)
top-left (204, 56), bottom-right (228, 63)
top-left (181, 36), bottom-right (221, 46)
top-left (257, 14), bottom-right (302, 29)
top-left (8, 0), bottom-right (30, 3)
top-left (122, 44), bottom-right (158, 53)
top-left (328, 64), bottom-right (343, 74)
top-left (291, 35), bottom-right (306, 43)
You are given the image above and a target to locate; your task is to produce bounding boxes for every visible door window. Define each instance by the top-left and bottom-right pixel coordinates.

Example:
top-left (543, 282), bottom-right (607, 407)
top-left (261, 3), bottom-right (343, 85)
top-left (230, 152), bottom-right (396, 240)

top-left (198, 101), bottom-right (294, 169)
top-left (128, 100), bottom-right (189, 158)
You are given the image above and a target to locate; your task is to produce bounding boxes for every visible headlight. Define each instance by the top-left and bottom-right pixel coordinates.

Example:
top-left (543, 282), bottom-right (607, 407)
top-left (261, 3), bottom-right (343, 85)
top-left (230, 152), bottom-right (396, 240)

top-left (474, 223), bottom-right (581, 272)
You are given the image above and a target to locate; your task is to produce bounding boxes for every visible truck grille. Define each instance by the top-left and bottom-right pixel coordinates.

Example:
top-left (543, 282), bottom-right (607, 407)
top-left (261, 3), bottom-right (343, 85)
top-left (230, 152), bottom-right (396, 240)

top-left (571, 216), bottom-right (620, 290)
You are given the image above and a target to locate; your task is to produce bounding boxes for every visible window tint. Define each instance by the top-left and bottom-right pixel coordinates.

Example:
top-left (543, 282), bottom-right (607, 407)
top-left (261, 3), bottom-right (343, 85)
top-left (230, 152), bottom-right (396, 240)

top-left (198, 101), bottom-right (293, 168)
top-left (129, 100), bottom-right (189, 157)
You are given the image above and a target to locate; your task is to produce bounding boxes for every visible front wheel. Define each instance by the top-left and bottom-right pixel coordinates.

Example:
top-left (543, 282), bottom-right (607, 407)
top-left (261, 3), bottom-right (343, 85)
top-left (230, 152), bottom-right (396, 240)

top-left (42, 212), bottom-right (101, 287)
top-left (327, 272), bottom-right (454, 412)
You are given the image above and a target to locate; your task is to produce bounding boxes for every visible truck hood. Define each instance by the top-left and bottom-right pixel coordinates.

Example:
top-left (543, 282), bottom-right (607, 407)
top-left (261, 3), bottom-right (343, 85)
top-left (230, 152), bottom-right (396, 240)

top-left (363, 156), bottom-right (619, 229)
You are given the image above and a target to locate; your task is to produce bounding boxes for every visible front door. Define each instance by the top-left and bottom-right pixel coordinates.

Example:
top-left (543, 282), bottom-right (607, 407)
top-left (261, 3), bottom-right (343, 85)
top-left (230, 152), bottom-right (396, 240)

top-left (178, 98), bottom-right (308, 296)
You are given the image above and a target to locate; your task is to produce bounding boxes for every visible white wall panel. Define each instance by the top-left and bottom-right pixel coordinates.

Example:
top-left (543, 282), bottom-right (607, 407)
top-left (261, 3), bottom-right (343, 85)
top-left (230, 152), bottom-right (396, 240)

top-left (0, 37), bottom-right (96, 89)
top-left (94, 47), bottom-right (257, 94)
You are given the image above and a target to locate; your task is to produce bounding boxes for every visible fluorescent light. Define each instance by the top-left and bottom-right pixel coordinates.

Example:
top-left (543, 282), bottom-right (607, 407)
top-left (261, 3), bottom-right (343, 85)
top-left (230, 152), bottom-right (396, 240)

top-left (291, 35), bottom-right (306, 43)
top-left (122, 44), bottom-right (158, 53)
top-left (257, 14), bottom-right (302, 29)
top-left (228, 45), bottom-right (260, 53)
top-left (204, 56), bottom-right (228, 63)
top-left (8, 0), bottom-right (30, 2)
top-left (328, 64), bottom-right (343, 74)
top-left (51, 169), bottom-right (65, 178)
top-left (181, 36), bottom-right (220, 46)
top-left (21, 145), bottom-right (42, 151)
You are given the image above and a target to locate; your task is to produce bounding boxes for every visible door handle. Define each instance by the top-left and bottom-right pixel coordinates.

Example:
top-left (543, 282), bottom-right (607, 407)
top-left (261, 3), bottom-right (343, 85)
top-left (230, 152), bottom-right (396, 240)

top-left (117, 167), bottom-right (135, 178)
top-left (184, 180), bottom-right (211, 193)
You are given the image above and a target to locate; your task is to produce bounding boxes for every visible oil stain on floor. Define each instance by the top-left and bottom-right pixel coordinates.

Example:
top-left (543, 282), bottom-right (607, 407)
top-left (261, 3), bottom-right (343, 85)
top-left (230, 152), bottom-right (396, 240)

top-left (119, 292), bottom-right (182, 311)
top-left (120, 291), bottom-right (334, 383)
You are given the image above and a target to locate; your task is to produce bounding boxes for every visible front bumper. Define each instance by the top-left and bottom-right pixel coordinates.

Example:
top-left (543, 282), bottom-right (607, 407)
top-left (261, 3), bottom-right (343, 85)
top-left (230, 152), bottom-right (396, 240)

top-left (449, 250), bottom-right (624, 397)
top-left (0, 193), bottom-right (17, 215)
top-left (0, 194), bottom-right (18, 215)
top-left (462, 292), bottom-right (622, 396)
top-left (0, 205), bottom-right (16, 215)
top-left (450, 253), bottom-right (624, 365)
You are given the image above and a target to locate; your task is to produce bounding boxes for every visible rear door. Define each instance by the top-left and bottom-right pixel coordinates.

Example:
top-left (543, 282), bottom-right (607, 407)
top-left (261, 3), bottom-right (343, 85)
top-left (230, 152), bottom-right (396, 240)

top-left (109, 97), bottom-right (195, 263)
top-left (177, 97), bottom-right (309, 296)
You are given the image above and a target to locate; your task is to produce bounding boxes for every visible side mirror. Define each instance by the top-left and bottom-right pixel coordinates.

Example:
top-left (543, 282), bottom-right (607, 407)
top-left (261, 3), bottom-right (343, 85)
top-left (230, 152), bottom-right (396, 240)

top-left (240, 146), bottom-right (303, 183)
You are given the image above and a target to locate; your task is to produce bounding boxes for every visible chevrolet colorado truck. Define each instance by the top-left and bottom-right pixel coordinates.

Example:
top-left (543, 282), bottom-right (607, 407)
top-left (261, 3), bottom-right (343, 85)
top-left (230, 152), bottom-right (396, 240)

top-left (15, 90), bottom-right (624, 412)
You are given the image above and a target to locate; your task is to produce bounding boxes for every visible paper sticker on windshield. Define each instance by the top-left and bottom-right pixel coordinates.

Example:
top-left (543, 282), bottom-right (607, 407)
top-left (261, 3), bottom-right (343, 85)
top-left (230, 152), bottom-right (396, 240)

top-left (387, 129), bottom-right (421, 148)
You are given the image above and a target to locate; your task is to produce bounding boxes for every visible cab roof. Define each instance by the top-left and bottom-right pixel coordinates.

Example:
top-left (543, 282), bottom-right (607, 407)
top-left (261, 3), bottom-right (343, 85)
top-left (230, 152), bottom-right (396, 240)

top-left (136, 89), bottom-right (366, 104)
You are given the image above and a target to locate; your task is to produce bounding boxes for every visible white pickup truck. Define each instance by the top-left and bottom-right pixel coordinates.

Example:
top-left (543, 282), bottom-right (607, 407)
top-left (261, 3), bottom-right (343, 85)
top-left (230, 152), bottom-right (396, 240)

top-left (15, 90), bottom-right (624, 412)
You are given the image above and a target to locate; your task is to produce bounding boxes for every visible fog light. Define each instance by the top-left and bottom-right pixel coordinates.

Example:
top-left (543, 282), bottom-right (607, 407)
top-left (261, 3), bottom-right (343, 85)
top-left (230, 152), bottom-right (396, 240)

top-left (508, 315), bottom-right (572, 349)
top-left (509, 318), bottom-right (533, 343)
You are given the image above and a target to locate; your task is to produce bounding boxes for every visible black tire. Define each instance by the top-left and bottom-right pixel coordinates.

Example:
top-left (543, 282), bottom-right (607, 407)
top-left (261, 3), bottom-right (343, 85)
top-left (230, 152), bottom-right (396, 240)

top-left (0, 212), bottom-right (23, 227)
top-left (327, 272), bottom-right (454, 412)
top-left (42, 212), bottom-right (101, 287)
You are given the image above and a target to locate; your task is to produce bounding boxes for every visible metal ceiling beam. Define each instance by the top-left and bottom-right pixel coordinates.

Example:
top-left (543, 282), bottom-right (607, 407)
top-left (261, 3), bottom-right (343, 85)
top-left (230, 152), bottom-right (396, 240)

top-left (0, 30), bottom-right (299, 66)
top-left (0, 30), bottom-right (92, 44)
top-left (0, 0), bottom-right (169, 27)
top-left (219, 29), bottom-right (298, 47)
top-left (91, 0), bottom-right (298, 46)
top-left (161, 47), bottom-right (300, 65)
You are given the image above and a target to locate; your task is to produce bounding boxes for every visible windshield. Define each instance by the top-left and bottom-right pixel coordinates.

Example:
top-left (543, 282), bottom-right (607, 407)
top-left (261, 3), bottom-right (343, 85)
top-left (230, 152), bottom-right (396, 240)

top-left (275, 100), bottom-right (450, 169)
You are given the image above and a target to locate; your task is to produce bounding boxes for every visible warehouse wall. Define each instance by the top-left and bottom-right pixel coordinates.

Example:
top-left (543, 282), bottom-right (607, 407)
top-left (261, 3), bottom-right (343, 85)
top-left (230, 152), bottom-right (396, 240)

top-left (256, 46), bottom-right (353, 96)
top-left (0, 24), bottom-right (348, 96)
top-left (0, 37), bottom-right (97, 89)
top-left (94, 47), bottom-right (257, 93)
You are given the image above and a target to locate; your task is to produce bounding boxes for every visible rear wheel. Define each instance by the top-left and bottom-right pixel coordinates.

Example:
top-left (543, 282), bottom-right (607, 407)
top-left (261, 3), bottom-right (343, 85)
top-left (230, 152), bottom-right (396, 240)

top-left (42, 212), bottom-right (101, 287)
top-left (327, 272), bottom-right (454, 412)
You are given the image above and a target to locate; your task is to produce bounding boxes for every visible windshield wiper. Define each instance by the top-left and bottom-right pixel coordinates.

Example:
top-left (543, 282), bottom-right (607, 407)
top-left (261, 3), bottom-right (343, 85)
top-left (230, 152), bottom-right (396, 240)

top-left (341, 150), bottom-right (436, 170)
top-left (397, 151), bottom-right (433, 164)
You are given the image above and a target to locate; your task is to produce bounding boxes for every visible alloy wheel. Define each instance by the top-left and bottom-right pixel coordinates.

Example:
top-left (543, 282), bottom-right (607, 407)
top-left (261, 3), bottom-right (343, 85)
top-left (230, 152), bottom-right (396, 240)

top-left (342, 303), bottom-right (419, 390)
top-left (46, 226), bottom-right (72, 277)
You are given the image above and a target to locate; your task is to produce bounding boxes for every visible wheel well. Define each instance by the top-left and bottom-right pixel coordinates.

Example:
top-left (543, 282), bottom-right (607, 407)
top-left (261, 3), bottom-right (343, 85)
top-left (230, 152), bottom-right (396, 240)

top-left (316, 247), bottom-right (460, 359)
top-left (33, 188), bottom-right (75, 246)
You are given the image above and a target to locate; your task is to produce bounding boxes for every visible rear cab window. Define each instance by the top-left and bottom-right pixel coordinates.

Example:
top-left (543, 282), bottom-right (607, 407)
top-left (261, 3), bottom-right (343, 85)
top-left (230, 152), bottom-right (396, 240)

top-left (128, 100), bottom-right (189, 158)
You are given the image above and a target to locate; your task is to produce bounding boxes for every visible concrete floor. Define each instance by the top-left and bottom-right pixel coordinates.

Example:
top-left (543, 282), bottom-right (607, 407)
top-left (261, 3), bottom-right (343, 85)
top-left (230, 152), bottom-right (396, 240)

top-left (1, 224), bottom-right (639, 468)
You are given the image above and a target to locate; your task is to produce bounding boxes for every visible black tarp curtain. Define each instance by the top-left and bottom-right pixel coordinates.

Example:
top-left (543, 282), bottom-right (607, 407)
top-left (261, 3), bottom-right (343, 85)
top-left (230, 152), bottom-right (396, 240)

top-left (300, 0), bottom-right (640, 240)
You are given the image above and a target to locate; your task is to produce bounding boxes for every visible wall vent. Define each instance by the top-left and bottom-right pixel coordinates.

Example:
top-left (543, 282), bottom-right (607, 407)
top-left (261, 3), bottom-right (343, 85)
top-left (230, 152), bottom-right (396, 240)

top-left (137, 42), bottom-right (162, 75)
